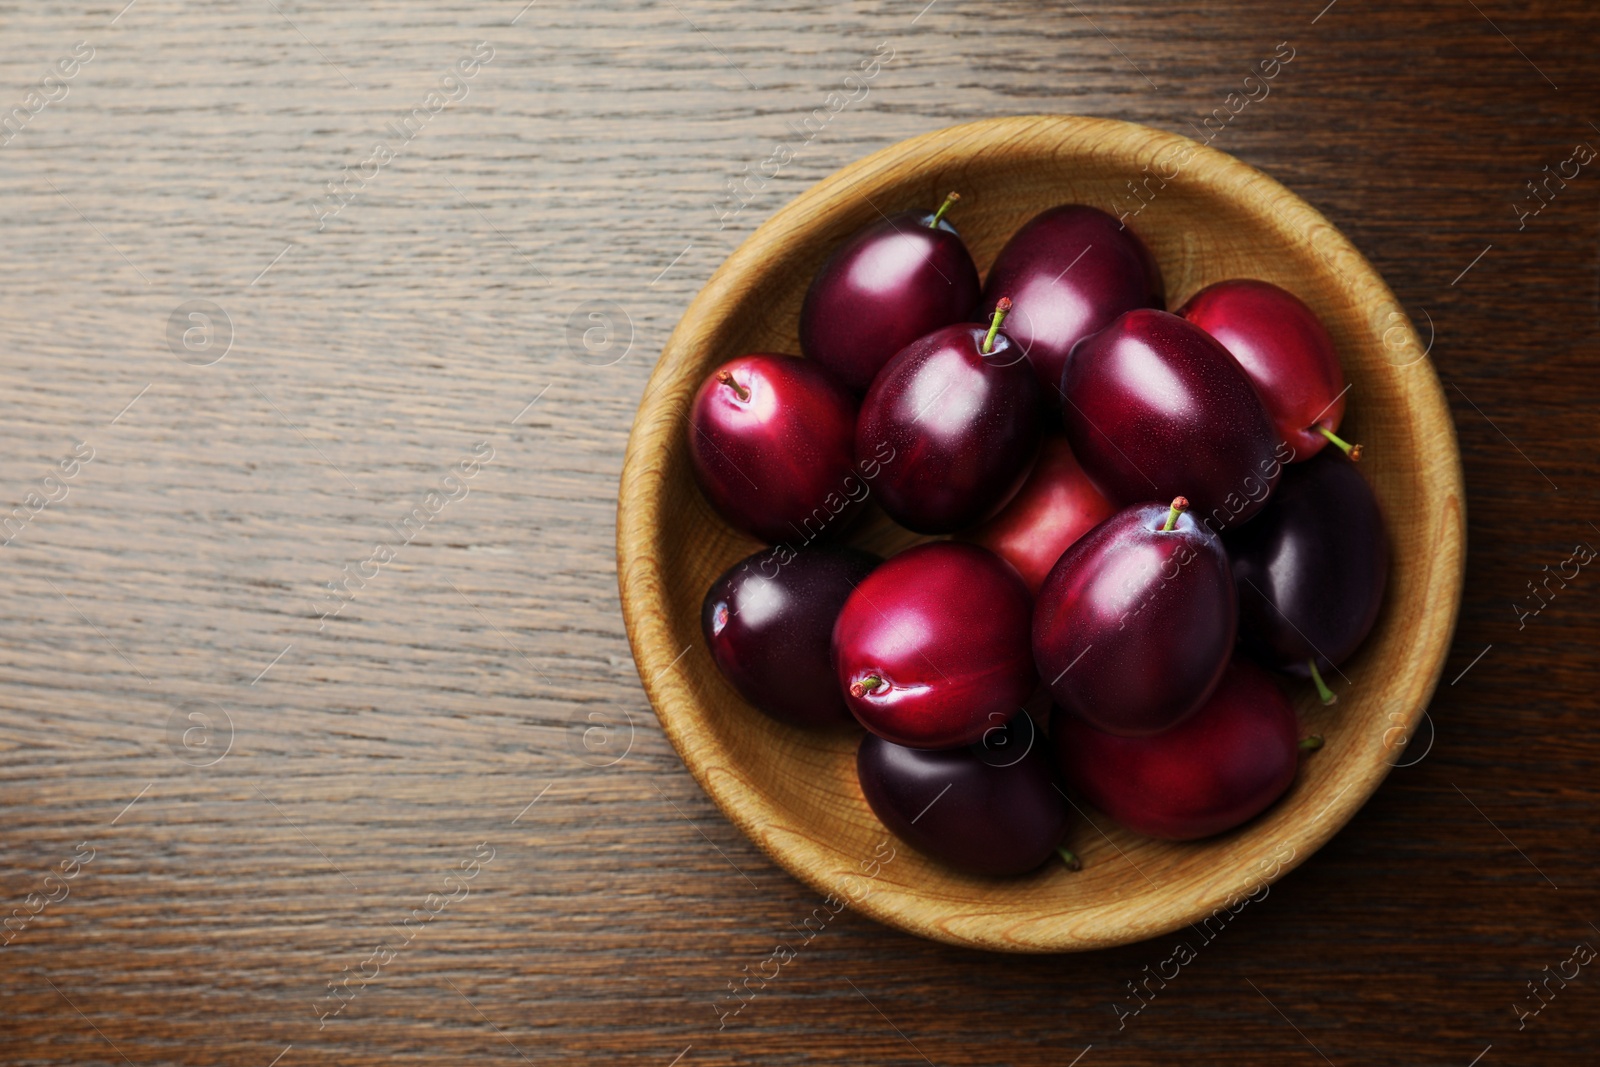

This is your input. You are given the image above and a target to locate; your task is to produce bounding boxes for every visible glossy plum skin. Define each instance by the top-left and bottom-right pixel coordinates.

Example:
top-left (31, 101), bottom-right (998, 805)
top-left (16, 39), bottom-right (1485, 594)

top-left (1062, 309), bottom-right (1284, 527)
top-left (855, 323), bottom-right (1042, 534)
top-left (687, 353), bottom-right (861, 544)
top-left (858, 714), bottom-right (1069, 876)
top-left (800, 209), bottom-right (981, 392)
top-left (979, 205), bottom-right (1164, 397)
top-left (966, 435), bottom-right (1117, 594)
top-left (1178, 279), bottom-right (1346, 459)
top-left (834, 542), bottom-right (1036, 749)
top-left (1054, 659), bottom-right (1300, 840)
top-left (1033, 501), bottom-right (1236, 736)
top-left (702, 546), bottom-right (879, 728)
top-left (1227, 450), bottom-right (1389, 679)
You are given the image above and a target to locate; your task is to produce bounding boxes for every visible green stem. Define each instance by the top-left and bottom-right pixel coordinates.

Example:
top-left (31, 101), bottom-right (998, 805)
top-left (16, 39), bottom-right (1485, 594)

top-left (1317, 425), bottom-right (1362, 461)
top-left (928, 191), bottom-right (960, 228)
top-left (1308, 660), bottom-right (1337, 706)
top-left (1057, 846), bottom-right (1083, 872)
top-left (850, 675), bottom-right (884, 699)
top-left (1162, 496), bottom-right (1189, 532)
top-left (982, 298), bottom-right (1012, 354)
top-left (1298, 735), bottom-right (1325, 753)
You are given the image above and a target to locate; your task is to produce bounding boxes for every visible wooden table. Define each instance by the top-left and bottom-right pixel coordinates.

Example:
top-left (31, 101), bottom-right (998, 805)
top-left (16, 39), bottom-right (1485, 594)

top-left (2, 1), bottom-right (1596, 1064)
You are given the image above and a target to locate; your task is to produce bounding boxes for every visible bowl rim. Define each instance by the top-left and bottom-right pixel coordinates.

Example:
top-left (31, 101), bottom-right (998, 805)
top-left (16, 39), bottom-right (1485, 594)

top-left (617, 114), bottom-right (1466, 952)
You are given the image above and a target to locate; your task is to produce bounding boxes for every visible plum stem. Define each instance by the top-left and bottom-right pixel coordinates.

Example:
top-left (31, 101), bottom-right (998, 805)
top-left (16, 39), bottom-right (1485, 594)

top-left (1318, 425), bottom-right (1363, 461)
top-left (1308, 660), bottom-right (1337, 705)
top-left (1056, 846), bottom-right (1083, 872)
top-left (1161, 496), bottom-right (1189, 532)
top-left (850, 675), bottom-right (884, 698)
top-left (982, 297), bottom-right (1012, 354)
top-left (928, 191), bottom-right (960, 229)
top-left (715, 369), bottom-right (750, 402)
top-left (1298, 735), bottom-right (1325, 753)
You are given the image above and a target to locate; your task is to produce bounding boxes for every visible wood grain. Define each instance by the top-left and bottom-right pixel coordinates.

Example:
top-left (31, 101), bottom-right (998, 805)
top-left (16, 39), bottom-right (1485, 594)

top-left (0, 0), bottom-right (1596, 1063)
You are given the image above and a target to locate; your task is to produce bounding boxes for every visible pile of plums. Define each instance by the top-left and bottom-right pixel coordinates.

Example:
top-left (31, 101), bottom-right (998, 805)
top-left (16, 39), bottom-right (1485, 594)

top-left (689, 194), bottom-right (1388, 878)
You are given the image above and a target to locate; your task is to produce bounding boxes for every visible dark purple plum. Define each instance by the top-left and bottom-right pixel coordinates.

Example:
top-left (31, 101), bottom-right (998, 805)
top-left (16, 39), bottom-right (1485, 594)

top-left (1055, 658), bottom-right (1302, 841)
top-left (834, 541), bottom-right (1036, 750)
top-left (1033, 498), bottom-right (1235, 736)
top-left (857, 714), bottom-right (1071, 876)
top-left (1061, 309), bottom-right (1285, 528)
top-left (978, 204), bottom-right (1163, 397)
top-left (702, 546), bottom-right (879, 727)
top-left (1226, 449), bottom-right (1389, 703)
top-left (687, 353), bottom-right (861, 544)
top-left (800, 193), bottom-right (981, 392)
top-left (855, 302), bottom-right (1042, 534)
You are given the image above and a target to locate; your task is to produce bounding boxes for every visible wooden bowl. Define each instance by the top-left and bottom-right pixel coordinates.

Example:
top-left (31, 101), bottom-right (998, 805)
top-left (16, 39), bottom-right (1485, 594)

top-left (617, 115), bottom-right (1465, 953)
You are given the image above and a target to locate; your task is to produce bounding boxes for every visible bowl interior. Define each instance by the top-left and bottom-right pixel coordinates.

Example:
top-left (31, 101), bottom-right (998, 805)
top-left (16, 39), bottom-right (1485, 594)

top-left (618, 116), bottom-right (1464, 952)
